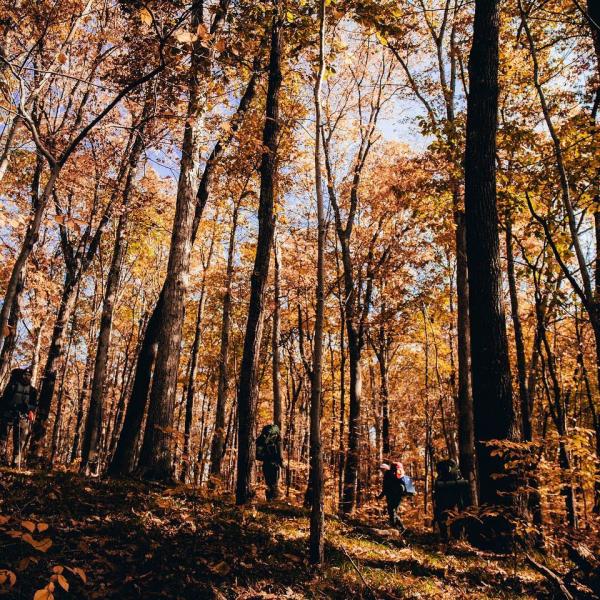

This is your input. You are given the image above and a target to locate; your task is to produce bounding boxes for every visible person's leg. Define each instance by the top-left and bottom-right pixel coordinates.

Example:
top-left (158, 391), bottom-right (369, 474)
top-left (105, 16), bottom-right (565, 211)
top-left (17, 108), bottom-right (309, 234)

top-left (14, 418), bottom-right (29, 468)
top-left (263, 463), bottom-right (279, 500)
top-left (394, 500), bottom-right (406, 532)
top-left (386, 498), bottom-right (397, 526)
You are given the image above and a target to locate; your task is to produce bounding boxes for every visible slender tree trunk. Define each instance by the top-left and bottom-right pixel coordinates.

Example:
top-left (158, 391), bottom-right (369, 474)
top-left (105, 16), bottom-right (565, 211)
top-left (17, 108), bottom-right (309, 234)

top-left (309, 0), bottom-right (326, 563)
top-left (107, 295), bottom-right (162, 476)
top-left (235, 2), bottom-right (283, 504)
top-left (505, 212), bottom-right (531, 442)
top-left (209, 202), bottom-right (239, 477)
top-left (342, 330), bottom-right (362, 513)
top-left (463, 0), bottom-right (517, 506)
top-left (454, 200), bottom-right (477, 504)
top-left (180, 286), bottom-right (207, 482)
top-left (272, 233), bottom-right (283, 430)
top-left (29, 272), bottom-right (79, 461)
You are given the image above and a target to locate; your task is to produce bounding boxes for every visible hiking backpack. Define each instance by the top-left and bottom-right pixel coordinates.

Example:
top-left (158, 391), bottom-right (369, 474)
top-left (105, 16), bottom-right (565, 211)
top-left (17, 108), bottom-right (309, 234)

top-left (401, 475), bottom-right (417, 496)
top-left (256, 425), bottom-right (280, 462)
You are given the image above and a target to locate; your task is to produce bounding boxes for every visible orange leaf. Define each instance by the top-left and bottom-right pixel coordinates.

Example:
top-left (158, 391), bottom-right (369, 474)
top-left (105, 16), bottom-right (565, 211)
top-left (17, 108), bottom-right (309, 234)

top-left (57, 574), bottom-right (69, 592)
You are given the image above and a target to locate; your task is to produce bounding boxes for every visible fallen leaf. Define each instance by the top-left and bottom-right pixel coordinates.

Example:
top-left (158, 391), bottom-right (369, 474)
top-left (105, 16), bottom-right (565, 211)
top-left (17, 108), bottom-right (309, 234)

top-left (210, 561), bottom-right (230, 576)
top-left (139, 8), bottom-right (152, 25)
top-left (57, 574), bottom-right (69, 592)
top-left (21, 521), bottom-right (36, 533)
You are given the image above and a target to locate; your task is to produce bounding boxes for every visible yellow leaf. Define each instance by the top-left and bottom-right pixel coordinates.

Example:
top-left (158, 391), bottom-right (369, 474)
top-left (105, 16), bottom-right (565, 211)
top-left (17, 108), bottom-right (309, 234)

top-left (21, 521), bottom-right (36, 533)
top-left (175, 31), bottom-right (198, 44)
top-left (375, 31), bottom-right (388, 46)
top-left (139, 8), bottom-right (153, 26)
top-left (285, 10), bottom-right (295, 22)
top-left (57, 574), bottom-right (69, 592)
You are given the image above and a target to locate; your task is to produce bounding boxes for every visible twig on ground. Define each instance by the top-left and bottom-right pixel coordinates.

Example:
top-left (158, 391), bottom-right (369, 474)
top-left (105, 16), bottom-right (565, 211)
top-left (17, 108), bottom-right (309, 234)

top-left (525, 555), bottom-right (574, 600)
top-left (341, 546), bottom-right (378, 600)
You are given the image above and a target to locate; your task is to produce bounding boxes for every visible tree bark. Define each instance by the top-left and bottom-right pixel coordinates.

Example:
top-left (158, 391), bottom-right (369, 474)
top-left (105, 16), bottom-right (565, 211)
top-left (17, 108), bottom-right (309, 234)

top-left (272, 233), bottom-right (283, 430)
top-left (235, 2), bottom-right (283, 504)
top-left (505, 211), bottom-right (531, 442)
top-left (463, 0), bottom-right (517, 506)
top-left (209, 201), bottom-right (240, 478)
top-left (309, 0), bottom-right (326, 564)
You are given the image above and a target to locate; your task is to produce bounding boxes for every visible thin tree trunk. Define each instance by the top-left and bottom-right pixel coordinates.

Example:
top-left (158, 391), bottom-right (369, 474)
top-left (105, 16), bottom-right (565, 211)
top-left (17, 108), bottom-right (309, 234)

top-left (505, 211), bottom-right (531, 442)
top-left (209, 201), bottom-right (239, 477)
top-left (454, 201), bottom-right (477, 504)
top-left (272, 233), bottom-right (283, 430)
top-left (107, 294), bottom-right (162, 476)
top-left (235, 1), bottom-right (283, 504)
top-left (309, 0), bottom-right (326, 564)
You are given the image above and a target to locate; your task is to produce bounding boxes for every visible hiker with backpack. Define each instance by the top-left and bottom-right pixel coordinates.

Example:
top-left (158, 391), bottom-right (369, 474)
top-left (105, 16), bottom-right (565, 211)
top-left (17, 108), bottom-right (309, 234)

top-left (0, 367), bottom-right (38, 467)
top-left (256, 424), bottom-right (283, 501)
top-left (433, 458), bottom-right (470, 540)
top-left (378, 461), bottom-right (416, 532)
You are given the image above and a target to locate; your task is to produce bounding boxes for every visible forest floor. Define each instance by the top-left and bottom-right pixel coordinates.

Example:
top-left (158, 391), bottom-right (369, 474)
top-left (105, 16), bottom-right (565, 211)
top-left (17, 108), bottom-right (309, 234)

top-left (0, 467), bottom-right (557, 599)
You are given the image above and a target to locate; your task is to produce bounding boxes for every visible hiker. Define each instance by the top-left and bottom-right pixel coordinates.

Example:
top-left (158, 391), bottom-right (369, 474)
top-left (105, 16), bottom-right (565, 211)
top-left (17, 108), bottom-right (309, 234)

top-left (433, 458), bottom-right (470, 540)
top-left (0, 367), bottom-right (38, 467)
top-left (256, 424), bottom-right (283, 501)
top-left (378, 461), bottom-right (416, 532)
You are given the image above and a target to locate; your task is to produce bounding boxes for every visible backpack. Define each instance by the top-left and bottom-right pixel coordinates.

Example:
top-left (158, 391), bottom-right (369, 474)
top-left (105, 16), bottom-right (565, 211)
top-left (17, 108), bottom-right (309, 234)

top-left (401, 475), bottom-right (417, 496)
top-left (256, 424), bottom-right (280, 462)
top-left (436, 459), bottom-right (462, 482)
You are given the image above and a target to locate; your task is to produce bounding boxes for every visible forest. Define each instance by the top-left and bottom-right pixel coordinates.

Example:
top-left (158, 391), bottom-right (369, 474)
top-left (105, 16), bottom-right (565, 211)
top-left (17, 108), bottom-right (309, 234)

top-left (0, 0), bottom-right (599, 598)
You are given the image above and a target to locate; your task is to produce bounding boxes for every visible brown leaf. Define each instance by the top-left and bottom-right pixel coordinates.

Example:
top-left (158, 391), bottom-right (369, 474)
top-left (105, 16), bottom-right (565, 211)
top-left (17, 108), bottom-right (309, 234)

top-left (209, 561), bottom-right (230, 576)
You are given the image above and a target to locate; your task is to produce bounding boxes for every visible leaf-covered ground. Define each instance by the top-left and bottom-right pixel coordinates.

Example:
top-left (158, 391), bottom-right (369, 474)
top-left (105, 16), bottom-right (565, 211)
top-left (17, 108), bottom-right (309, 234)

top-left (0, 468), bottom-right (554, 599)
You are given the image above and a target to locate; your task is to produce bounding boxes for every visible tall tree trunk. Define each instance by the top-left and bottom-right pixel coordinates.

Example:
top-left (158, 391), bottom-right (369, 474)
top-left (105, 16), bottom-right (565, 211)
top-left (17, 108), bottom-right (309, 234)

top-left (505, 212), bottom-right (531, 442)
top-left (235, 3), bottom-right (283, 504)
top-left (454, 201), bottom-right (477, 504)
top-left (272, 233), bottom-right (283, 430)
top-left (342, 329), bottom-right (362, 513)
top-left (107, 294), bottom-right (162, 476)
top-left (180, 262), bottom-right (211, 483)
top-left (136, 2), bottom-right (211, 481)
top-left (209, 202), bottom-right (239, 478)
top-left (29, 272), bottom-right (79, 461)
top-left (309, 0), bottom-right (326, 564)
top-left (463, 0), bottom-right (517, 506)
